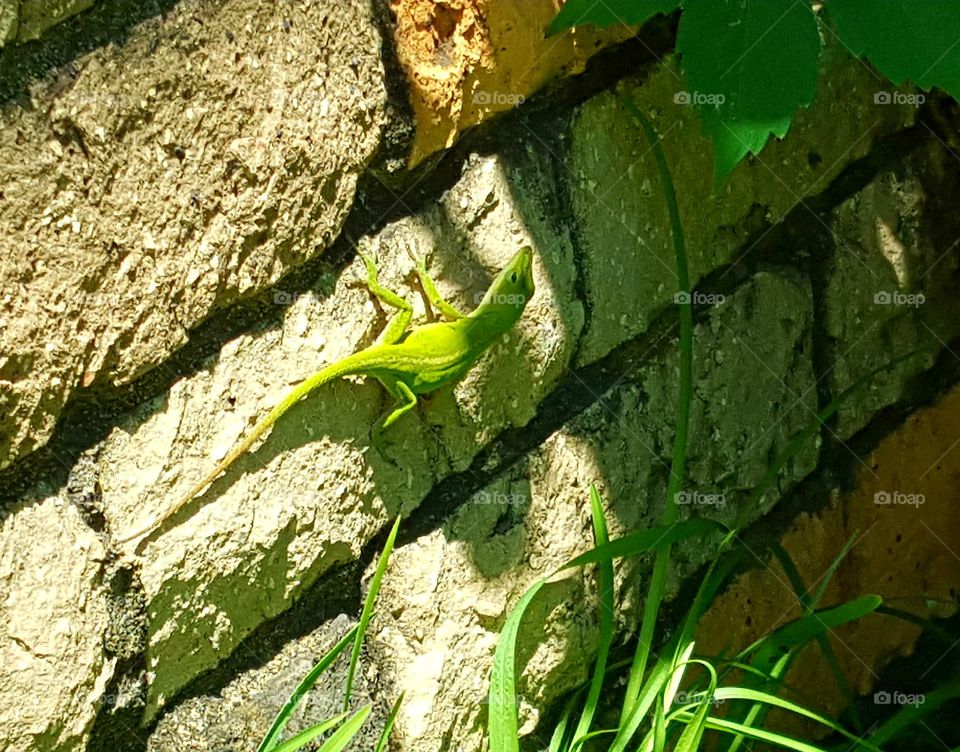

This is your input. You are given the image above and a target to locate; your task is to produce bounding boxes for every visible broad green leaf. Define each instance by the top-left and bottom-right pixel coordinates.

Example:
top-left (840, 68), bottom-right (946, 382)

top-left (677, 0), bottom-right (821, 180)
top-left (828, 0), bottom-right (960, 101)
top-left (547, 0), bottom-right (680, 36)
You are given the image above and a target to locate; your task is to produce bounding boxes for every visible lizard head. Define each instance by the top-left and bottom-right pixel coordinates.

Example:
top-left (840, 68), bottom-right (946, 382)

top-left (477, 245), bottom-right (535, 322)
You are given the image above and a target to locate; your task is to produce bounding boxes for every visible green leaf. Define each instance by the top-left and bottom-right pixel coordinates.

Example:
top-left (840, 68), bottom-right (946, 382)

top-left (712, 687), bottom-right (884, 752)
top-left (547, 691), bottom-right (578, 752)
top-left (676, 0), bottom-right (821, 180)
top-left (491, 518), bottom-right (720, 752)
top-left (828, 0), bottom-right (960, 100)
top-left (673, 660), bottom-right (718, 752)
top-left (607, 647), bottom-right (675, 752)
top-left (547, 0), bottom-right (680, 36)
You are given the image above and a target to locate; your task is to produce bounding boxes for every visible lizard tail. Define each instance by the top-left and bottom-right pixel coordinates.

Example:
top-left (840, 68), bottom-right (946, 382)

top-left (115, 357), bottom-right (366, 545)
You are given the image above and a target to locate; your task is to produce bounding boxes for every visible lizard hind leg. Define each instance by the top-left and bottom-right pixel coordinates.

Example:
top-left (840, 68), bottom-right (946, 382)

top-left (370, 377), bottom-right (418, 457)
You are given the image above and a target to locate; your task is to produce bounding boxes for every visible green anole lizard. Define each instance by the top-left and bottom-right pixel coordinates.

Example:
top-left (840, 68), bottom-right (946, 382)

top-left (116, 246), bottom-right (535, 545)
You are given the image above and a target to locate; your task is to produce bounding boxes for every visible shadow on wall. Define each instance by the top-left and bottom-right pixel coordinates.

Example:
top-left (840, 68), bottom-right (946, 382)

top-left (0, 0), bottom-right (181, 103)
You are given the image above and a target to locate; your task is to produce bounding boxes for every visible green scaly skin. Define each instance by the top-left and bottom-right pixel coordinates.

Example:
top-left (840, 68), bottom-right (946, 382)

top-left (116, 246), bottom-right (535, 545)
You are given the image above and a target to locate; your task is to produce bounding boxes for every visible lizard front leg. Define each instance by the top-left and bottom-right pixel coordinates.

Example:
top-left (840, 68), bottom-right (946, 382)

top-left (414, 257), bottom-right (465, 322)
top-left (358, 251), bottom-right (413, 345)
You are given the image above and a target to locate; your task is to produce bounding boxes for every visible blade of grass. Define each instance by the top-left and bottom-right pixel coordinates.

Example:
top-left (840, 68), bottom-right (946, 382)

top-left (607, 639), bottom-right (678, 752)
top-left (771, 539), bottom-right (862, 731)
top-left (653, 695), bottom-right (667, 752)
top-left (488, 580), bottom-right (547, 752)
top-left (866, 674), bottom-right (960, 748)
top-left (874, 605), bottom-right (958, 646)
top-left (607, 552), bottom-right (742, 752)
top-left (809, 539), bottom-right (859, 609)
top-left (257, 626), bottom-right (359, 752)
top-left (548, 691), bottom-right (579, 752)
top-left (711, 687), bottom-right (883, 752)
top-left (268, 713), bottom-right (349, 752)
top-left (315, 704), bottom-right (373, 752)
top-left (673, 660), bottom-right (718, 752)
top-left (374, 692), bottom-right (404, 752)
top-left (561, 518), bottom-right (724, 571)
top-left (743, 595), bottom-right (882, 669)
top-left (724, 595), bottom-right (881, 752)
top-left (680, 712), bottom-right (831, 752)
top-left (662, 641), bottom-right (697, 712)
top-left (619, 94), bottom-right (694, 722)
top-left (570, 485), bottom-right (615, 746)
top-left (494, 518), bottom-right (721, 752)
top-left (344, 515), bottom-right (401, 711)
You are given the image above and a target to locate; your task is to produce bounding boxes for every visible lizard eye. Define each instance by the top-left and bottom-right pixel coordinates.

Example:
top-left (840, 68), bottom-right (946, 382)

top-left (510, 272), bottom-right (518, 284)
